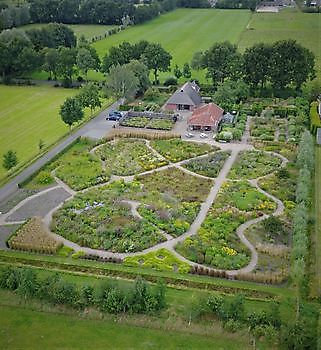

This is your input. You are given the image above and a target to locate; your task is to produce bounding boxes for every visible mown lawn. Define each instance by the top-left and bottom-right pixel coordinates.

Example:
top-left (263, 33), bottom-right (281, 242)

top-left (92, 8), bottom-right (251, 81)
top-left (0, 85), bottom-right (108, 184)
top-left (0, 296), bottom-right (252, 350)
top-left (238, 7), bottom-right (321, 74)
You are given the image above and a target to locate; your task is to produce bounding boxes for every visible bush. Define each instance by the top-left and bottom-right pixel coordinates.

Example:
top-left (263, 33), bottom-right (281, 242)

top-left (164, 77), bottom-right (177, 86)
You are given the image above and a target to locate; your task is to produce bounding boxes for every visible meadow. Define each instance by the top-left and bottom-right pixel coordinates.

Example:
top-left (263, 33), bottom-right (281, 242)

top-left (238, 7), bottom-right (321, 73)
top-left (93, 8), bottom-right (251, 81)
top-left (0, 85), bottom-right (102, 183)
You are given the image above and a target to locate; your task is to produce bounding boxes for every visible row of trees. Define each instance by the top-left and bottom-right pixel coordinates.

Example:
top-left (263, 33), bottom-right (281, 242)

top-left (215, 0), bottom-right (260, 11)
top-left (0, 26), bottom-right (100, 84)
top-left (192, 40), bottom-right (315, 91)
top-left (0, 3), bottom-right (30, 30)
top-left (102, 40), bottom-right (172, 84)
top-left (0, 267), bottom-right (166, 314)
top-left (291, 130), bottom-right (314, 317)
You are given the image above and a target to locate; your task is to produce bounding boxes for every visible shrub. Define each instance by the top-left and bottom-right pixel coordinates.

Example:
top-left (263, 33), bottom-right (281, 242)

top-left (164, 77), bottom-right (177, 86)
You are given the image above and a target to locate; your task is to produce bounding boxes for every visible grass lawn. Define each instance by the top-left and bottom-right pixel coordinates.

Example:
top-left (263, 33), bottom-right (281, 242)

top-left (92, 8), bottom-right (251, 81)
top-left (0, 85), bottom-right (108, 184)
top-left (0, 292), bottom-right (253, 350)
top-left (238, 7), bottom-right (321, 75)
top-left (20, 23), bottom-right (116, 40)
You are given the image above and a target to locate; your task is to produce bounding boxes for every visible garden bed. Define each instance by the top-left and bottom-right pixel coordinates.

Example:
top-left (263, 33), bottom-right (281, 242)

top-left (150, 139), bottom-right (214, 162)
top-left (183, 151), bottom-right (230, 178)
top-left (95, 139), bottom-right (168, 175)
top-left (124, 249), bottom-right (191, 273)
top-left (228, 150), bottom-right (282, 180)
top-left (176, 181), bottom-right (276, 270)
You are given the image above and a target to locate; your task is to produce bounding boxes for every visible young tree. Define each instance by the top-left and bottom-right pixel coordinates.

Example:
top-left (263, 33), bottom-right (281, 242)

top-left (60, 97), bottom-right (84, 131)
top-left (173, 64), bottom-right (182, 80)
top-left (105, 64), bottom-right (139, 99)
top-left (56, 46), bottom-right (77, 87)
top-left (42, 47), bottom-right (60, 80)
top-left (142, 43), bottom-right (172, 84)
top-left (78, 83), bottom-right (102, 115)
top-left (38, 139), bottom-right (45, 151)
top-left (76, 48), bottom-right (96, 81)
top-left (3, 150), bottom-right (18, 170)
top-left (182, 62), bottom-right (192, 79)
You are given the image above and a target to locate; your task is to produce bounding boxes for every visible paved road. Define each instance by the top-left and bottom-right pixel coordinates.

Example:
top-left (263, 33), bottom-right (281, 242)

top-left (0, 99), bottom-right (123, 203)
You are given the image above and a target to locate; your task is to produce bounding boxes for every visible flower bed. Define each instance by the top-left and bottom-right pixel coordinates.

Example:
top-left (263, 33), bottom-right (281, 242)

top-left (150, 139), bottom-right (214, 162)
top-left (175, 181), bottom-right (276, 270)
top-left (51, 181), bottom-right (165, 253)
top-left (54, 139), bottom-right (108, 190)
top-left (124, 248), bottom-right (191, 273)
top-left (183, 151), bottom-right (230, 178)
top-left (96, 139), bottom-right (168, 175)
top-left (120, 116), bottom-right (150, 128)
top-left (8, 217), bottom-right (62, 254)
top-left (228, 150), bottom-right (282, 180)
top-left (252, 141), bottom-right (297, 162)
top-left (146, 118), bottom-right (174, 130)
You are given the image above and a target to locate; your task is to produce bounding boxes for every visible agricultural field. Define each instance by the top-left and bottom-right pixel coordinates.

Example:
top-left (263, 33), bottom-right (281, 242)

top-left (92, 9), bottom-right (251, 81)
top-left (238, 7), bottom-right (321, 75)
top-left (0, 85), bottom-right (77, 183)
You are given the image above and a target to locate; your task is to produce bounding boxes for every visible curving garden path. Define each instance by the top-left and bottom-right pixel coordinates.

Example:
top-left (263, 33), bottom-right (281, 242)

top-left (0, 124), bottom-right (290, 277)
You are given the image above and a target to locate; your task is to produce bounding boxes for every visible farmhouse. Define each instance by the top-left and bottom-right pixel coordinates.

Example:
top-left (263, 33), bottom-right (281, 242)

top-left (164, 81), bottom-right (202, 111)
top-left (187, 103), bottom-right (224, 131)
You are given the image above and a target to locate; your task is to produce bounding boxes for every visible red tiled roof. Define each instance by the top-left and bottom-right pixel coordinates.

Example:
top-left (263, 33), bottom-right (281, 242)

top-left (188, 103), bottom-right (224, 127)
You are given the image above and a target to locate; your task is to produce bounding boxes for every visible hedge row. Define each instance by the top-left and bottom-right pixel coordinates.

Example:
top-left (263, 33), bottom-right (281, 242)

top-left (310, 102), bottom-right (321, 135)
top-left (104, 130), bottom-right (181, 141)
top-left (0, 254), bottom-right (276, 300)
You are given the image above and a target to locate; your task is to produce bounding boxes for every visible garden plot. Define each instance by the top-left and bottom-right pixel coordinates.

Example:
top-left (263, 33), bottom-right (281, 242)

top-left (135, 168), bottom-right (213, 236)
top-left (52, 139), bottom-right (108, 191)
top-left (228, 150), bottom-right (282, 180)
top-left (51, 181), bottom-right (165, 253)
top-left (124, 248), bottom-right (191, 273)
top-left (6, 188), bottom-right (71, 222)
top-left (183, 151), bottom-right (231, 178)
top-left (95, 139), bottom-right (168, 175)
top-left (176, 180), bottom-right (276, 270)
top-left (8, 217), bottom-right (62, 254)
top-left (150, 139), bottom-right (214, 162)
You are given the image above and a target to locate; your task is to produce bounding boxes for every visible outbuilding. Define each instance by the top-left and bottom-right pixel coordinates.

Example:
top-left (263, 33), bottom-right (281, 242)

top-left (187, 103), bottom-right (224, 131)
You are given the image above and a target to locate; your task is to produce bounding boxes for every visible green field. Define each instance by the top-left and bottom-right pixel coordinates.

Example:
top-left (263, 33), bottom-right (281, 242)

top-left (0, 288), bottom-right (253, 350)
top-left (93, 8), bottom-right (251, 81)
top-left (238, 8), bottom-right (321, 73)
top-left (0, 85), bottom-right (82, 183)
top-left (20, 23), bottom-right (116, 40)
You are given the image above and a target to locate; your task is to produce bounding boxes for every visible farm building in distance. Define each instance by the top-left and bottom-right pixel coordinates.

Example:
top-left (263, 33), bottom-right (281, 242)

top-left (187, 103), bottom-right (224, 131)
top-left (164, 81), bottom-right (202, 111)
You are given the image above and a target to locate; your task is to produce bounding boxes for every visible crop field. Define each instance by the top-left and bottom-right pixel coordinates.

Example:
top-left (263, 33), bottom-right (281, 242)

top-left (0, 85), bottom-right (106, 184)
top-left (238, 8), bottom-right (321, 74)
top-left (20, 23), bottom-right (116, 40)
top-left (93, 8), bottom-right (251, 80)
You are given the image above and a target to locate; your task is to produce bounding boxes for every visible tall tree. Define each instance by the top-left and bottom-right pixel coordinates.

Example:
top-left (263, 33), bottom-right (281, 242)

top-left (142, 43), bottom-right (172, 84)
top-left (242, 43), bottom-right (272, 89)
top-left (105, 64), bottom-right (139, 99)
top-left (76, 48), bottom-right (96, 81)
top-left (173, 64), bottom-right (182, 80)
top-left (125, 60), bottom-right (150, 94)
top-left (56, 46), bottom-right (77, 87)
top-left (60, 97), bottom-right (84, 130)
top-left (182, 62), bottom-right (192, 79)
top-left (78, 83), bottom-right (102, 115)
top-left (42, 47), bottom-right (60, 80)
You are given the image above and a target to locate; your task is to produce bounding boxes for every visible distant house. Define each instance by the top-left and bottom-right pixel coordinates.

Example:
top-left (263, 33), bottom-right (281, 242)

top-left (187, 103), bottom-right (224, 131)
top-left (164, 81), bottom-right (202, 111)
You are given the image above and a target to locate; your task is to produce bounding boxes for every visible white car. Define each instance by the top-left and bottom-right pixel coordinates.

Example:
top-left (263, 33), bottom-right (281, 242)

top-left (185, 132), bottom-right (195, 138)
top-left (200, 133), bottom-right (208, 138)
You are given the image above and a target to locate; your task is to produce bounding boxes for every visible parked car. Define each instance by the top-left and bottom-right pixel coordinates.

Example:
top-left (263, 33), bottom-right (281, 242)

top-left (185, 132), bottom-right (195, 138)
top-left (200, 133), bottom-right (208, 138)
top-left (107, 111), bottom-right (122, 121)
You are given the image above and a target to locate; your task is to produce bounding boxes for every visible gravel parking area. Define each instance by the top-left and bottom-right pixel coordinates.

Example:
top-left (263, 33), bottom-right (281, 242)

top-left (0, 225), bottom-right (19, 249)
top-left (6, 188), bottom-right (71, 222)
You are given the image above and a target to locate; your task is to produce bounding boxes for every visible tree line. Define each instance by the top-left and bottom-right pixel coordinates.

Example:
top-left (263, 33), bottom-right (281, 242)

top-left (192, 40), bottom-right (315, 92)
top-left (0, 0), bottom-right (211, 31)
top-left (0, 267), bottom-right (166, 314)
